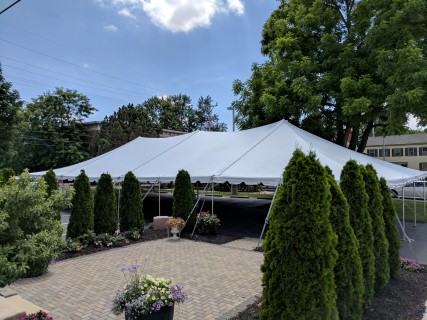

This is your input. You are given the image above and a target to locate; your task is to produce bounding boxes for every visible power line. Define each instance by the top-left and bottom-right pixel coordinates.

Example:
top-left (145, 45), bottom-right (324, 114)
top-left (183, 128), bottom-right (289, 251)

top-left (0, 0), bottom-right (22, 15)
top-left (1, 56), bottom-right (155, 98)
top-left (0, 37), bottom-right (166, 93)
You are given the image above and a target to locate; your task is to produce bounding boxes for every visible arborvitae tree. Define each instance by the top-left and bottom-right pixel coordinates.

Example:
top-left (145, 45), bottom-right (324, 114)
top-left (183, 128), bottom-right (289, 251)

top-left (325, 167), bottom-right (364, 320)
top-left (94, 173), bottom-right (117, 234)
top-left (380, 177), bottom-right (401, 278)
top-left (362, 165), bottom-right (390, 293)
top-left (0, 168), bottom-right (15, 186)
top-left (173, 170), bottom-right (196, 224)
top-left (67, 170), bottom-right (94, 239)
top-left (340, 161), bottom-right (375, 307)
top-left (261, 150), bottom-right (338, 320)
top-left (43, 168), bottom-right (58, 198)
top-left (120, 171), bottom-right (143, 232)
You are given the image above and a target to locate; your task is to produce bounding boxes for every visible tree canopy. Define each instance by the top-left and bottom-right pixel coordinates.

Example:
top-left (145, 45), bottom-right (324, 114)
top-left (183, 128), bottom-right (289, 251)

top-left (17, 88), bottom-right (96, 171)
top-left (0, 63), bottom-right (23, 169)
top-left (232, 0), bottom-right (427, 151)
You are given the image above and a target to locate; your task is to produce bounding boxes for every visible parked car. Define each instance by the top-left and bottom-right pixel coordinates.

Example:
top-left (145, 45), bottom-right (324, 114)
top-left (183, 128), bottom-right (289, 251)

top-left (391, 181), bottom-right (427, 199)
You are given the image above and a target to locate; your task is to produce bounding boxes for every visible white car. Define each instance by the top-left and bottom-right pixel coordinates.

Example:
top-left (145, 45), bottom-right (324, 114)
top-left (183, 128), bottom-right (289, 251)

top-left (391, 181), bottom-right (427, 199)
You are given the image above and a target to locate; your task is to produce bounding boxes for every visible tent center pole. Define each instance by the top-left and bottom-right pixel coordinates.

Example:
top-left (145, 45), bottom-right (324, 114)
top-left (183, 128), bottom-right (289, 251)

top-left (211, 182), bottom-right (214, 215)
top-left (402, 186), bottom-right (405, 236)
top-left (413, 181), bottom-right (416, 227)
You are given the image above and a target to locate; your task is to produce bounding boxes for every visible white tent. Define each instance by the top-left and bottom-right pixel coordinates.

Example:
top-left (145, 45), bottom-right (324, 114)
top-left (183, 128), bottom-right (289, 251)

top-left (31, 120), bottom-right (427, 187)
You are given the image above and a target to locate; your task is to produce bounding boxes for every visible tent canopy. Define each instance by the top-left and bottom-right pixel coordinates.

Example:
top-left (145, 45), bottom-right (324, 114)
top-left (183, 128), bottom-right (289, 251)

top-left (31, 120), bottom-right (427, 187)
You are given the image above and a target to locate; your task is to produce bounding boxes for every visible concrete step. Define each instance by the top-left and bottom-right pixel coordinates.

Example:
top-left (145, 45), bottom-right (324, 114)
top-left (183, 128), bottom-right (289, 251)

top-left (0, 288), bottom-right (45, 320)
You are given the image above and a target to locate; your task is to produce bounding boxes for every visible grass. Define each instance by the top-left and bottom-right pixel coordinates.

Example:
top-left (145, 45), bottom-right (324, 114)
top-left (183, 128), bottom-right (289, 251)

top-left (392, 199), bottom-right (427, 223)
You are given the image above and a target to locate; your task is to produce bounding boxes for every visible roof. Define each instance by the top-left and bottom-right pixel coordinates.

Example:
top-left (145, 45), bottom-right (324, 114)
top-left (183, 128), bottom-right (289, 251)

top-left (367, 133), bottom-right (427, 147)
top-left (30, 120), bottom-right (427, 188)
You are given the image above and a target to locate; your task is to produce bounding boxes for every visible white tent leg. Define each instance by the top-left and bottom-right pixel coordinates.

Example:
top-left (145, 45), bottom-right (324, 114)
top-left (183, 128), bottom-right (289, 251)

top-left (256, 185), bottom-right (280, 250)
top-left (402, 185), bottom-right (405, 236)
top-left (158, 181), bottom-right (161, 216)
top-left (117, 183), bottom-right (121, 232)
top-left (211, 182), bottom-right (214, 215)
top-left (413, 180), bottom-right (416, 227)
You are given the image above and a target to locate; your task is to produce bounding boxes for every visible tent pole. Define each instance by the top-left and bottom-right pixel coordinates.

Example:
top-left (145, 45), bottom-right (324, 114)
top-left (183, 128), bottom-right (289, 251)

top-left (212, 182), bottom-right (214, 215)
top-left (402, 185), bottom-right (405, 235)
top-left (256, 184), bottom-right (280, 250)
top-left (414, 180), bottom-right (416, 227)
top-left (158, 181), bottom-right (161, 216)
top-left (117, 182), bottom-right (121, 232)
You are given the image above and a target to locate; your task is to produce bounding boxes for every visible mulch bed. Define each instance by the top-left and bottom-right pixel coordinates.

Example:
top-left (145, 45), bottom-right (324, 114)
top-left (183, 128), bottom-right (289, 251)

top-left (56, 230), bottom-right (427, 320)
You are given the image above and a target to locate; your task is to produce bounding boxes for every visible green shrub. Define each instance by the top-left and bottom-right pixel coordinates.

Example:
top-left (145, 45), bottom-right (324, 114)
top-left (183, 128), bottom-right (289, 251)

top-left (0, 168), bottom-right (15, 186)
top-left (94, 173), bottom-right (117, 234)
top-left (380, 178), bottom-right (401, 278)
top-left (173, 170), bottom-right (196, 225)
top-left (340, 161), bottom-right (375, 307)
top-left (43, 168), bottom-right (58, 198)
top-left (0, 170), bottom-right (70, 286)
top-left (120, 171), bottom-right (143, 232)
top-left (325, 167), bottom-right (364, 320)
top-left (67, 170), bottom-right (94, 239)
top-left (362, 165), bottom-right (390, 293)
top-left (260, 150), bottom-right (338, 320)
top-left (196, 211), bottom-right (221, 235)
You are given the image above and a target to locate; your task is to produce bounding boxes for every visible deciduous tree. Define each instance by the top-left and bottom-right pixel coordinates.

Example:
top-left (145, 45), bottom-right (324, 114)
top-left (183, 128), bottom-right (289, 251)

top-left (232, 0), bottom-right (427, 151)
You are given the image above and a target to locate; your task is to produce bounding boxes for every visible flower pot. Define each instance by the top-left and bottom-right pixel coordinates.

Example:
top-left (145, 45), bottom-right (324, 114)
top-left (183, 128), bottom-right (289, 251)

top-left (125, 305), bottom-right (174, 320)
top-left (170, 226), bottom-right (180, 240)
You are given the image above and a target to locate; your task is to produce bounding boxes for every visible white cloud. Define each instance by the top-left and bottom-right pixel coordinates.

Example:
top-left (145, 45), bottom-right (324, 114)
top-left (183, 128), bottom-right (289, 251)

top-left (118, 7), bottom-right (136, 19)
top-left (103, 24), bottom-right (118, 32)
top-left (94, 0), bottom-right (245, 32)
top-left (83, 63), bottom-right (91, 68)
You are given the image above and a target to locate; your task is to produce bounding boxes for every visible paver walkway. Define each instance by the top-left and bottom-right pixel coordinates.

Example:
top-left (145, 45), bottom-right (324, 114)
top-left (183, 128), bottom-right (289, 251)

top-left (9, 238), bottom-right (263, 320)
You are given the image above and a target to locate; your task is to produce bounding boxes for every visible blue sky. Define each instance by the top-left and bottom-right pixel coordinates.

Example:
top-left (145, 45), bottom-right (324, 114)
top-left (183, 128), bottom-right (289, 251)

top-left (0, 0), bottom-right (278, 130)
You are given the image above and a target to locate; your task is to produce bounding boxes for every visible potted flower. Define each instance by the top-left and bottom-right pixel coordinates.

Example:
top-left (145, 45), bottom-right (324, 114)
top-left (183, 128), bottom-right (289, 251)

top-left (112, 263), bottom-right (188, 320)
top-left (165, 217), bottom-right (185, 240)
top-left (196, 211), bottom-right (221, 235)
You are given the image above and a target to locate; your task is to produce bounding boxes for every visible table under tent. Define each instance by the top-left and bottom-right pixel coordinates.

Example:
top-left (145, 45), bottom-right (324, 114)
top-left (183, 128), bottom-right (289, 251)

top-left (31, 120), bottom-right (427, 254)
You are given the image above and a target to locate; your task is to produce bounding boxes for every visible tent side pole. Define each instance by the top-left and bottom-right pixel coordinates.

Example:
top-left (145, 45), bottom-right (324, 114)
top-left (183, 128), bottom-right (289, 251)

top-left (402, 186), bottom-right (405, 235)
top-left (117, 182), bottom-right (121, 232)
top-left (158, 181), bottom-right (161, 216)
top-left (256, 184), bottom-right (280, 250)
top-left (414, 180), bottom-right (416, 227)
top-left (212, 182), bottom-right (214, 215)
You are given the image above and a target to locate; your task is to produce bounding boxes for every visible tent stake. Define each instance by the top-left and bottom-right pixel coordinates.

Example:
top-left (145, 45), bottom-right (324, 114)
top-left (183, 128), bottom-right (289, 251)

top-left (256, 184), bottom-right (279, 250)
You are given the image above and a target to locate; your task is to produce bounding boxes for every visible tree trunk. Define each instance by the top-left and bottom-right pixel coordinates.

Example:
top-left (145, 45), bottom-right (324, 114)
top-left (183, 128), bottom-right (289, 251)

top-left (349, 125), bottom-right (359, 150)
top-left (357, 121), bottom-right (374, 153)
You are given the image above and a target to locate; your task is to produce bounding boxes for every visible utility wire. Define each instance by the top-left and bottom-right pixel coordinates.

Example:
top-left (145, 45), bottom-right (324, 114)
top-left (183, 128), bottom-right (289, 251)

top-left (0, 0), bottom-right (22, 15)
top-left (0, 37), bottom-right (165, 93)
top-left (1, 56), bottom-right (155, 98)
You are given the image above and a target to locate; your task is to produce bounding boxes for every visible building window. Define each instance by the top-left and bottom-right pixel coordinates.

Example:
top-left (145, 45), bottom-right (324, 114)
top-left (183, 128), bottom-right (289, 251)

top-left (392, 148), bottom-right (404, 157)
top-left (367, 149), bottom-right (378, 157)
top-left (392, 162), bottom-right (408, 167)
top-left (420, 163), bottom-right (427, 171)
top-left (419, 147), bottom-right (427, 156)
top-left (405, 147), bottom-right (417, 156)
top-left (378, 149), bottom-right (390, 157)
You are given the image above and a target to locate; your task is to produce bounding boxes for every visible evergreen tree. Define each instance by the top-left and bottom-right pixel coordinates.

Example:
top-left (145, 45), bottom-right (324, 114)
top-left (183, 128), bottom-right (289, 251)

top-left (67, 170), bottom-right (94, 239)
top-left (325, 167), bottom-right (364, 320)
top-left (362, 165), bottom-right (390, 292)
top-left (120, 171), bottom-right (143, 232)
top-left (173, 170), bottom-right (196, 224)
top-left (261, 150), bottom-right (338, 320)
top-left (94, 173), bottom-right (117, 234)
top-left (380, 177), bottom-right (401, 278)
top-left (43, 168), bottom-right (58, 198)
top-left (340, 161), bottom-right (375, 307)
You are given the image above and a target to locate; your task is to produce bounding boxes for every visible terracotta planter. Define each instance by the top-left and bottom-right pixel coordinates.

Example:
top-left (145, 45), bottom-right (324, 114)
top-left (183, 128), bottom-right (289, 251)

top-left (125, 305), bottom-right (174, 320)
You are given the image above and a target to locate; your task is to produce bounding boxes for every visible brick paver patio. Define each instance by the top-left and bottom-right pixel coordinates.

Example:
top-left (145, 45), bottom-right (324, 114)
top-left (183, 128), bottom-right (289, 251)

top-left (9, 238), bottom-right (263, 320)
